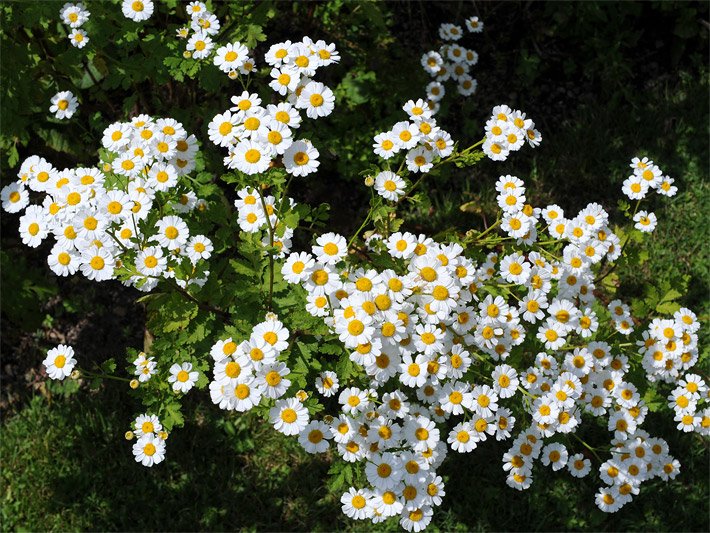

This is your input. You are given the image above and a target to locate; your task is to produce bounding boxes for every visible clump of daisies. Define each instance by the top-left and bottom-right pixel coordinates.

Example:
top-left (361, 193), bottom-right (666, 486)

top-left (177, 2), bottom-right (248, 76)
top-left (2, 116), bottom-right (212, 293)
top-left (128, 413), bottom-right (167, 467)
top-left (179, 3), bottom-right (222, 64)
top-left (483, 105), bottom-right (541, 161)
top-left (122, 0), bottom-right (154, 22)
top-left (207, 37), bottom-right (339, 176)
top-left (421, 17), bottom-right (484, 109)
top-left (269, 163), bottom-right (698, 528)
top-left (59, 2), bottom-right (90, 49)
top-left (371, 99), bottom-right (454, 202)
top-left (133, 351), bottom-right (157, 383)
top-left (208, 316), bottom-right (293, 415)
top-left (623, 157), bottom-right (677, 234)
top-left (232, 186), bottom-right (296, 255)
top-left (28, 18), bottom-right (703, 530)
top-left (49, 90), bottom-right (79, 120)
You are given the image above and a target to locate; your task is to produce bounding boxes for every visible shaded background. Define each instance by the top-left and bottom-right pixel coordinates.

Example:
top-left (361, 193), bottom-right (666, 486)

top-left (1, 1), bottom-right (708, 530)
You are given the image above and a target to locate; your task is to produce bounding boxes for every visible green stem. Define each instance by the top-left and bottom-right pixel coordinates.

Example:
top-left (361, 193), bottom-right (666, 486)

top-left (347, 189), bottom-right (375, 250)
top-left (571, 433), bottom-right (602, 462)
top-left (474, 217), bottom-right (501, 240)
top-left (106, 230), bottom-right (130, 253)
top-left (257, 187), bottom-right (276, 311)
top-left (460, 137), bottom-right (486, 153)
top-left (277, 174), bottom-right (294, 216)
top-left (80, 368), bottom-right (131, 383)
top-left (536, 246), bottom-right (559, 261)
top-left (516, 386), bottom-right (537, 400)
top-left (347, 210), bottom-right (373, 251)
top-left (168, 279), bottom-right (232, 321)
top-left (595, 199), bottom-right (642, 283)
top-left (397, 172), bottom-right (427, 203)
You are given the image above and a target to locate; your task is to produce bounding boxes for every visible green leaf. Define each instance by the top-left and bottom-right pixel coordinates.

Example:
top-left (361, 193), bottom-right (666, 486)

top-left (656, 301), bottom-right (682, 315)
top-left (100, 358), bottom-right (116, 374)
top-left (161, 400), bottom-right (184, 430)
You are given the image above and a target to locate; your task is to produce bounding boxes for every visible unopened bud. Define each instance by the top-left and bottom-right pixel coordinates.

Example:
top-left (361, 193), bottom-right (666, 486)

top-left (183, 50), bottom-right (192, 59)
top-left (158, 431), bottom-right (169, 440)
top-left (364, 175), bottom-right (375, 187)
top-left (296, 389), bottom-right (308, 402)
top-left (70, 369), bottom-right (81, 379)
top-left (129, 379), bottom-right (139, 389)
top-left (125, 431), bottom-right (134, 440)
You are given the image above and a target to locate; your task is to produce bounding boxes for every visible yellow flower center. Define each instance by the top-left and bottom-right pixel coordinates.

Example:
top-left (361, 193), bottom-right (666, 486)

top-left (165, 226), bottom-right (179, 239)
top-left (293, 151), bottom-right (309, 165)
top-left (244, 149), bottom-right (261, 164)
top-left (280, 408), bottom-right (297, 423)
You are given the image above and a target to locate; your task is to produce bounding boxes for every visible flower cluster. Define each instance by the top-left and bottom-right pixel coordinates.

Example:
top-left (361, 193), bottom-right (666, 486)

top-left (48, 90), bottom-right (79, 120)
top-left (28, 14), bottom-right (704, 531)
top-left (208, 37), bottom-right (339, 176)
top-left (122, 0), bottom-right (154, 23)
top-left (60, 2), bottom-right (90, 48)
top-left (497, 174), bottom-right (622, 268)
top-left (133, 351), bottom-right (157, 383)
top-left (129, 413), bottom-right (167, 466)
top-left (208, 317), bottom-right (294, 414)
top-left (178, 3), bottom-right (221, 62)
top-left (483, 105), bottom-right (541, 161)
top-left (420, 18), bottom-right (484, 106)
top-left (623, 157), bottom-right (678, 233)
top-left (638, 310), bottom-right (707, 435)
top-left (371, 99), bottom-right (454, 201)
top-left (271, 160), bottom-right (702, 527)
top-left (2, 116), bottom-right (212, 292)
top-left (232, 187), bottom-right (295, 256)
top-left (592, 431), bottom-right (682, 511)
top-left (640, 310), bottom-right (702, 386)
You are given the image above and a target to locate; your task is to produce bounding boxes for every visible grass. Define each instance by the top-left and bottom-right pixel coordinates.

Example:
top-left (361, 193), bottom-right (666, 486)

top-left (2, 3), bottom-right (709, 531)
top-left (2, 388), bottom-right (708, 531)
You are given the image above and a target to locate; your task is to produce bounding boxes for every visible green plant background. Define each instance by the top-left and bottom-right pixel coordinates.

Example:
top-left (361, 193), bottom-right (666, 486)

top-left (1, 1), bottom-right (708, 531)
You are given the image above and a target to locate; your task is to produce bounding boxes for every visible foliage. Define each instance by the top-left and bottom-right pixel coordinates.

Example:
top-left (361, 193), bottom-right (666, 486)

top-left (1, 1), bottom-right (708, 532)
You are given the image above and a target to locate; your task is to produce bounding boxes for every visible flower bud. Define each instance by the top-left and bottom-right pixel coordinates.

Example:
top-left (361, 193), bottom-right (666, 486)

top-left (129, 379), bottom-right (139, 389)
top-left (125, 431), bottom-right (134, 440)
top-left (364, 175), bottom-right (375, 187)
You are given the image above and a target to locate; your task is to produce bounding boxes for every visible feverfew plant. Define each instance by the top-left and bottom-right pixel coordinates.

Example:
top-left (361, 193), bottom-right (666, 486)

top-left (4, 7), bottom-right (705, 532)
